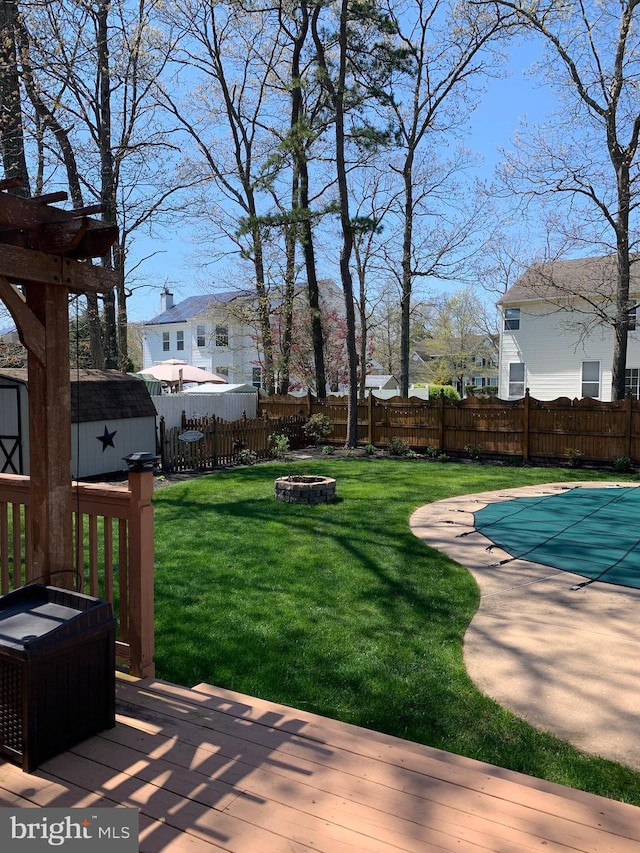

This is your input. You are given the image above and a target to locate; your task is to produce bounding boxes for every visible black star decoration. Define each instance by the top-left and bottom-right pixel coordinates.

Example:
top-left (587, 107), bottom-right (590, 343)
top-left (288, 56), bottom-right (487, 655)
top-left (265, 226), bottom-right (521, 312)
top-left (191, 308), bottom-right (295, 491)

top-left (97, 425), bottom-right (117, 452)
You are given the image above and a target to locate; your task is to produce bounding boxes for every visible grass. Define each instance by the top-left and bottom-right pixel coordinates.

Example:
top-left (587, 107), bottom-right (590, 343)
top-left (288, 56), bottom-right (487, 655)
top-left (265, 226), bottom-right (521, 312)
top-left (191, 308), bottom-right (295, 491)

top-left (152, 457), bottom-right (640, 805)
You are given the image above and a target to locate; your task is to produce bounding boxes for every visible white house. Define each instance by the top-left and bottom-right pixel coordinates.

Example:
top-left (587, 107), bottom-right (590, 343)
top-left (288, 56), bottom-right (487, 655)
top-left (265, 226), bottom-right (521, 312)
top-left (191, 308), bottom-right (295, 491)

top-left (142, 281), bottom-right (344, 391)
top-left (142, 289), bottom-right (264, 387)
top-left (498, 255), bottom-right (640, 401)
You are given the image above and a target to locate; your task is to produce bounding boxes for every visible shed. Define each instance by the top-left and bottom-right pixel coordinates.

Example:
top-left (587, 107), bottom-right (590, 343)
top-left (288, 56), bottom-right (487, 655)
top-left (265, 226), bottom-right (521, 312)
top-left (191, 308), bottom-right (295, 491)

top-left (182, 382), bottom-right (257, 394)
top-left (364, 374), bottom-right (399, 391)
top-left (0, 369), bottom-right (157, 478)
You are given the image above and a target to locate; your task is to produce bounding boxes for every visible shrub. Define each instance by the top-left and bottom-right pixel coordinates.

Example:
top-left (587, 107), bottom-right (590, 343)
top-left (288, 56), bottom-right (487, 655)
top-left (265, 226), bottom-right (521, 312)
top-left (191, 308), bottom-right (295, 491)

top-left (364, 444), bottom-right (376, 456)
top-left (322, 444), bottom-right (335, 455)
top-left (303, 413), bottom-right (333, 445)
top-left (236, 448), bottom-right (257, 465)
top-left (269, 433), bottom-right (290, 460)
top-left (614, 456), bottom-right (632, 473)
top-left (464, 443), bottom-right (482, 460)
top-left (567, 448), bottom-right (584, 468)
top-left (465, 385), bottom-right (498, 397)
top-left (428, 384), bottom-right (460, 400)
top-left (387, 436), bottom-right (411, 457)
top-left (425, 445), bottom-right (440, 459)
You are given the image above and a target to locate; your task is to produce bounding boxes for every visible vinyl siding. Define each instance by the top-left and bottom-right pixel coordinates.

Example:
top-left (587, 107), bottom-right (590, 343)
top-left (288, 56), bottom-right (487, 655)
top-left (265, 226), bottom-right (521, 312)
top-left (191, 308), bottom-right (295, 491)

top-left (499, 301), bottom-right (640, 401)
top-left (142, 319), bottom-right (261, 386)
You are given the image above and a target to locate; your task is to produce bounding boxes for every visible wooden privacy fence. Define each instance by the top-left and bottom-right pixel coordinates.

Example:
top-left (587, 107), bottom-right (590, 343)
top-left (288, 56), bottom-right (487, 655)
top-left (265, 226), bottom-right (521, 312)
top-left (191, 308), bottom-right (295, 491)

top-left (159, 413), bottom-right (307, 472)
top-left (0, 470), bottom-right (154, 678)
top-left (261, 392), bottom-right (640, 465)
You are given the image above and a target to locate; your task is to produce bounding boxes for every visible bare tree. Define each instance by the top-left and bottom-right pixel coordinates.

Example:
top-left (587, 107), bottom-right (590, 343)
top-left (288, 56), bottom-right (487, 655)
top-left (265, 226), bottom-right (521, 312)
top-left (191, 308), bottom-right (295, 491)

top-left (482, 0), bottom-right (640, 400)
top-left (264, 0), bottom-right (332, 396)
top-left (312, 0), bottom-right (405, 445)
top-left (158, 1), bottom-right (290, 394)
top-left (15, 0), bottom-right (183, 370)
top-left (383, 0), bottom-right (514, 396)
top-left (351, 166), bottom-right (399, 397)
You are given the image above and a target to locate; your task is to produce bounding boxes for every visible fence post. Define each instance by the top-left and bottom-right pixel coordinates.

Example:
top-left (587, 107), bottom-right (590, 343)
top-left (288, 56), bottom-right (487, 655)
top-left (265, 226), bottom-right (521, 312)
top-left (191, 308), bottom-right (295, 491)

top-left (367, 392), bottom-right (373, 445)
top-left (439, 390), bottom-right (446, 451)
top-left (126, 468), bottom-right (155, 678)
top-left (212, 417), bottom-right (219, 467)
top-left (523, 389), bottom-right (530, 462)
top-left (626, 394), bottom-right (633, 461)
top-left (158, 417), bottom-right (168, 473)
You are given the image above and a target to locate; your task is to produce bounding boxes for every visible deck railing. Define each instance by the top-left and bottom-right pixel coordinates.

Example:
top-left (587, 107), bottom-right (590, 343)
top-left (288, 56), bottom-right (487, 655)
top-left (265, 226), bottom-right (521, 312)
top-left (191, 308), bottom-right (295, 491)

top-left (0, 470), bottom-right (154, 677)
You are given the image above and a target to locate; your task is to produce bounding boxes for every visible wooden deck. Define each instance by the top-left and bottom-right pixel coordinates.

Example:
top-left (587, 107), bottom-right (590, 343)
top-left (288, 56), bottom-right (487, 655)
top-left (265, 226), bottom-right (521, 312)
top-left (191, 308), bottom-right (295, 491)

top-left (1, 675), bottom-right (639, 852)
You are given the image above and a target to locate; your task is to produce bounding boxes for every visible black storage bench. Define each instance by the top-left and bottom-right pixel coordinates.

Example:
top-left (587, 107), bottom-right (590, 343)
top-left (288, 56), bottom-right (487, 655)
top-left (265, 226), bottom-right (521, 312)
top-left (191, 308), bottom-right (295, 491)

top-left (0, 584), bottom-right (116, 771)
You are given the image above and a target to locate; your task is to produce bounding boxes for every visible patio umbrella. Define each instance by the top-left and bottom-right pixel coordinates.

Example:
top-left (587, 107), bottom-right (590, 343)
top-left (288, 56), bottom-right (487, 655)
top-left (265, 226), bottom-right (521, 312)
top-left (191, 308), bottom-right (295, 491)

top-left (141, 359), bottom-right (226, 386)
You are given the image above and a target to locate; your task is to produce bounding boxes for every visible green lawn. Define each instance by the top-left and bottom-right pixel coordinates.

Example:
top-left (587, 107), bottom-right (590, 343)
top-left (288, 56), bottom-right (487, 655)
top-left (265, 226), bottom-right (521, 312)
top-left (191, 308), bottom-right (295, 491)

top-left (152, 458), bottom-right (640, 805)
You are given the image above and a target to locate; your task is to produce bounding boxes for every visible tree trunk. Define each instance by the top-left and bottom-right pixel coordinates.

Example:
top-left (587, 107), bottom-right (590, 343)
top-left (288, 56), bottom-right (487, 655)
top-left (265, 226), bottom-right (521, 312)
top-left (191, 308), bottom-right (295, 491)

top-left (335, 1), bottom-right (358, 446)
top-left (96, 0), bottom-right (119, 369)
top-left (300, 158), bottom-right (327, 396)
top-left (251, 219), bottom-right (275, 395)
top-left (312, 0), bottom-right (358, 443)
top-left (611, 156), bottom-right (631, 401)
top-left (114, 240), bottom-right (129, 372)
top-left (279, 211), bottom-right (297, 394)
top-left (399, 155), bottom-right (414, 397)
top-left (0, 1), bottom-right (31, 195)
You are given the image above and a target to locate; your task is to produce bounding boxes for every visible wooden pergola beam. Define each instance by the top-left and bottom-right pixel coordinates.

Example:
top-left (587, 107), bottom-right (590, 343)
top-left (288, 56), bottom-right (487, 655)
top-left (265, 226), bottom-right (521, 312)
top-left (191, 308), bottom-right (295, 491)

top-left (0, 276), bottom-right (45, 365)
top-left (0, 244), bottom-right (118, 293)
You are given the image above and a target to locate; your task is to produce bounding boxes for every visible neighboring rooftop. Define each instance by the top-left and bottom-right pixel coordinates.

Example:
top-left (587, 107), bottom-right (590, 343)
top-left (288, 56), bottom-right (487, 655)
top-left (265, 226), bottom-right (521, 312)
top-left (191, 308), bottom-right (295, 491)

top-left (364, 374), bottom-right (398, 388)
top-left (144, 291), bottom-right (254, 325)
top-left (145, 279), bottom-right (342, 325)
top-left (500, 255), bottom-right (640, 305)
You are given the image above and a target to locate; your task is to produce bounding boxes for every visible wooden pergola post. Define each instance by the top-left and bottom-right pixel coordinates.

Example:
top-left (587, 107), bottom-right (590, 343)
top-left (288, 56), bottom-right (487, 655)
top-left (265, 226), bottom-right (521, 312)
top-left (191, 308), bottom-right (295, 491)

top-left (25, 282), bottom-right (73, 584)
top-left (0, 183), bottom-right (118, 588)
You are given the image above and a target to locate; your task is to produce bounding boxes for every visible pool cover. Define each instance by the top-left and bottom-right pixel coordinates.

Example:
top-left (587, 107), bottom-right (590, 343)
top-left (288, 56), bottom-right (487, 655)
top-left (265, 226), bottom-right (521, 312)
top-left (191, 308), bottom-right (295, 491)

top-left (473, 486), bottom-right (640, 589)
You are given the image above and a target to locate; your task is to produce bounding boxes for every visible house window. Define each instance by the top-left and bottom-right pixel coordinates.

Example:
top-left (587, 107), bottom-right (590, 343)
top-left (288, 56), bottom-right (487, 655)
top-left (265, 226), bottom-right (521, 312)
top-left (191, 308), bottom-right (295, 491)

top-left (216, 365), bottom-right (229, 379)
top-left (581, 361), bottom-right (600, 398)
top-left (504, 308), bottom-right (520, 331)
top-left (625, 368), bottom-right (639, 399)
top-left (162, 331), bottom-right (170, 352)
top-left (215, 325), bottom-right (228, 347)
top-left (197, 325), bottom-right (206, 348)
top-left (508, 362), bottom-right (525, 397)
top-left (252, 367), bottom-right (263, 389)
top-left (176, 330), bottom-right (184, 351)
top-left (628, 305), bottom-right (637, 331)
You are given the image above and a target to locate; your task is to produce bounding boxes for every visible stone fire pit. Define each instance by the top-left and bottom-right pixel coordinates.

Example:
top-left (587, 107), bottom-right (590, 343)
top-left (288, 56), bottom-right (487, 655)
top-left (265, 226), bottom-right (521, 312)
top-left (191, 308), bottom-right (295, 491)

top-left (274, 475), bottom-right (337, 504)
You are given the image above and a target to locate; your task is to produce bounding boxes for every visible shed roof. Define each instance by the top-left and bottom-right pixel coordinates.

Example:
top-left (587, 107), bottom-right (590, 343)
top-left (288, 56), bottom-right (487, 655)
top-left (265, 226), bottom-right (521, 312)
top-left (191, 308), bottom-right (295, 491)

top-left (364, 374), bottom-right (398, 389)
top-left (0, 369), bottom-right (156, 423)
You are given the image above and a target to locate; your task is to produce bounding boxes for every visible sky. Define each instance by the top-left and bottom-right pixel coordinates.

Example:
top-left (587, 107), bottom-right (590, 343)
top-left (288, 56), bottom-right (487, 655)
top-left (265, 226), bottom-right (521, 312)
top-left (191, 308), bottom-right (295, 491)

top-left (125, 42), bottom-right (554, 325)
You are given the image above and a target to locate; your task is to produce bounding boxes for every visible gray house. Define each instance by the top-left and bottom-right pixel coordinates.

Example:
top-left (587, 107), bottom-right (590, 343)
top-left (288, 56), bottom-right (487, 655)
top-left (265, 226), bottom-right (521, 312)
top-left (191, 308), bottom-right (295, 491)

top-left (0, 370), bottom-right (157, 478)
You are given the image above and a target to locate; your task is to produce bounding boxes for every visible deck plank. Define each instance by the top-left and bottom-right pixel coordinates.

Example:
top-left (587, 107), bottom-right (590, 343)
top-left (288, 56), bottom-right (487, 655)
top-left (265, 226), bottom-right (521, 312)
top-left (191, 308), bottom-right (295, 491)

top-left (94, 711), bottom-right (558, 853)
top-left (120, 679), bottom-right (640, 842)
top-left (0, 675), bottom-right (638, 852)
